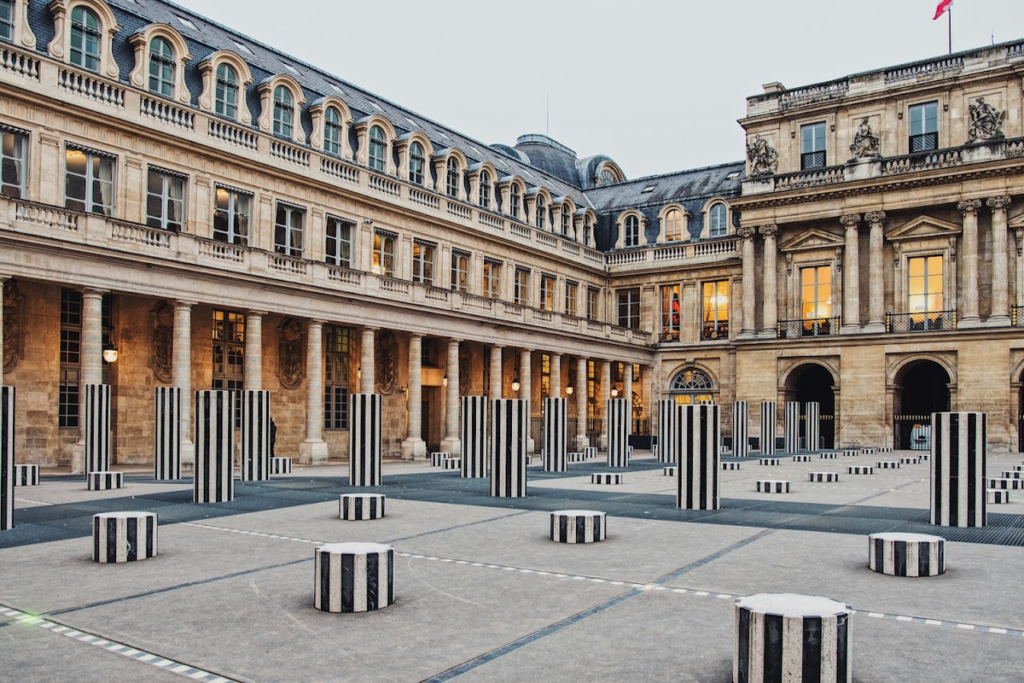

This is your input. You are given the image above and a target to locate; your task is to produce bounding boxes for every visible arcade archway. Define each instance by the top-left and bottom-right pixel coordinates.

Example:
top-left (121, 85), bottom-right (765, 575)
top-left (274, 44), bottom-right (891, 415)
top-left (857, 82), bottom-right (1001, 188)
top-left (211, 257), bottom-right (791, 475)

top-left (785, 363), bottom-right (836, 450)
top-left (893, 360), bottom-right (950, 450)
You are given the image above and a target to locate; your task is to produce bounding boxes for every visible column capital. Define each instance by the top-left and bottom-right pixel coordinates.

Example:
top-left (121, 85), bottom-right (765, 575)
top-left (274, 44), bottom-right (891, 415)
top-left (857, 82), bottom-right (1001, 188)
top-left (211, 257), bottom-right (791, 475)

top-left (408, 331), bottom-right (423, 341)
top-left (864, 211), bottom-right (886, 225)
top-left (448, 338), bottom-right (462, 345)
top-left (758, 224), bottom-right (778, 238)
top-left (80, 286), bottom-right (109, 297)
top-left (958, 198), bottom-right (983, 215)
top-left (362, 326), bottom-right (379, 333)
top-left (174, 299), bottom-right (197, 309)
top-left (737, 226), bottom-right (757, 240)
top-left (987, 195), bottom-right (1012, 212)
top-left (247, 309), bottom-right (269, 317)
top-left (307, 318), bottom-right (326, 327)
top-left (839, 213), bottom-right (861, 229)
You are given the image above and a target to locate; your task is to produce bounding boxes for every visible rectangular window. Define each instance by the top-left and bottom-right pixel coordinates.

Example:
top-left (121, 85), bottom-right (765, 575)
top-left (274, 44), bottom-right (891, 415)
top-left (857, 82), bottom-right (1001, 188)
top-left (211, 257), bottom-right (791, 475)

top-left (908, 255), bottom-right (943, 313)
top-left (1, 127), bottom-right (28, 199)
top-left (702, 280), bottom-right (729, 340)
top-left (483, 259), bottom-right (501, 300)
top-left (587, 287), bottom-right (600, 321)
top-left (146, 168), bottom-right (186, 231)
top-left (274, 203), bottom-right (305, 258)
top-left (324, 325), bottom-right (350, 430)
top-left (587, 360), bottom-right (596, 420)
top-left (565, 281), bottom-right (578, 317)
top-left (539, 274), bottom-right (555, 311)
top-left (325, 215), bottom-right (353, 267)
top-left (660, 284), bottom-right (680, 341)
top-left (800, 266), bottom-right (832, 321)
top-left (541, 353), bottom-right (550, 400)
top-left (213, 185), bottom-right (251, 246)
top-left (514, 267), bottom-right (530, 306)
top-left (412, 240), bottom-right (435, 286)
top-left (451, 250), bottom-right (470, 293)
top-left (0, 1), bottom-right (13, 41)
top-left (59, 289), bottom-right (82, 428)
top-left (617, 288), bottom-right (640, 329)
top-left (65, 147), bottom-right (115, 216)
top-left (800, 122), bottom-right (826, 170)
top-left (373, 230), bottom-right (396, 277)
top-left (909, 101), bottom-right (939, 152)
top-left (212, 309), bottom-right (245, 427)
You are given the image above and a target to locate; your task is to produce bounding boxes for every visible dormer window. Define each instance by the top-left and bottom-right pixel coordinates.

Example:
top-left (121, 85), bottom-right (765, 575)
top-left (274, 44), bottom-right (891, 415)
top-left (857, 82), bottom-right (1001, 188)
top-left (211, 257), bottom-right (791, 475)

top-left (368, 126), bottom-right (386, 172)
top-left (479, 170), bottom-right (491, 209)
top-left (215, 63), bottom-right (238, 119)
top-left (709, 203), bottom-right (728, 238)
top-left (509, 184), bottom-right (521, 219)
top-left (409, 142), bottom-right (425, 185)
top-left (0, 1), bottom-right (13, 41)
top-left (446, 157), bottom-right (460, 197)
top-left (665, 208), bottom-right (683, 242)
top-left (323, 107), bottom-right (341, 156)
top-left (273, 85), bottom-right (294, 138)
top-left (583, 216), bottom-right (591, 247)
top-left (148, 37), bottom-right (175, 97)
top-left (561, 206), bottom-right (570, 237)
top-left (624, 214), bottom-right (640, 247)
top-left (535, 195), bottom-right (546, 229)
top-left (70, 6), bottom-right (101, 72)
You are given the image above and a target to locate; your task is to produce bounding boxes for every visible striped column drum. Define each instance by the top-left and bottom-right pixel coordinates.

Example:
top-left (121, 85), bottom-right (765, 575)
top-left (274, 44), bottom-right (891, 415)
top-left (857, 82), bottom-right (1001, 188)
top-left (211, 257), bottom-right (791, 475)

top-left (84, 384), bottom-right (111, 475)
top-left (868, 533), bottom-right (945, 577)
top-left (805, 401), bottom-right (820, 452)
top-left (931, 412), bottom-right (986, 527)
top-left (349, 394), bottom-right (382, 487)
top-left (792, 455), bottom-right (812, 463)
top-left (757, 480), bottom-right (790, 493)
top-left (848, 466), bottom-right (874, 475)
top-left (842, 449), bottom-right (859, 457)
top-left (460, 396), bottom-right (488, 478)
top-left (663, 466), bottom-right (677, 476)
top-left (88, 471), bottom-right (123, 490)
top-left (657, 400), bottom-right (678, 463)
top-left (430, 452), bottom-right (449, 467)
top-left (759, 458), bottom-right (780, 466)
top-left (1, 387), bottom-right (13, 531)
top-left (878, 447), bottom-right (892, 453)
top-left (676, 404), bottom-right (720, 510)
top-left (819, 452), bottom-right (837, 460)
top-left (988, 478), bottom-right (1022, 490)
top-left (783, 402), bottom-right (800, 454)
top-left (876, 461), bottom-right (900, 469)
top-left (723, 462), bottom-right (742, 471)
top-left (988, 489), bottom-right (1010, 504)
top-left (759, 401), bottom-right (777, 456)
top-left (808, 472), bottom-right (839, 483)
top-left (592, 473), bottom-right (623, 485)
top-left (153, 387), bottom-right (181, 480)
top-left (606, 399), bottom-right (629, 468)
top-left (732, 401), bottom-right (749, 458)
top-left (568, 452), bottom-right (586, 463)
top-left (490, 399), bottom-right (528, 497)
top-left (92, 512), bottom-right (158, 564)
top-left (270, 457), bottom-right (292, 474)
top-left (860, 448), bottom-right (876, 455)
top-left (14, 464), bottom-right (39, 486)
top-left (734, 593), bottom-right (852, 683)
top-left (1000, 470), bottom-right (1024, 479)
top-left (584, 446), bottom-right (598, 459)
top-left (339, 493), bottom-right (386, 520)
top-left (442, 457), bottom-right (461, 470)
top-left (550, 510), bottom-right (606, 543)
top-left (240, 390), bottom-right (271, 482)
top-left (194, 390), bottom-right (234, 503)
top-left (314, 542), bottom-right (395, 613)
top-left (543, 398), bottom-right (567, 472)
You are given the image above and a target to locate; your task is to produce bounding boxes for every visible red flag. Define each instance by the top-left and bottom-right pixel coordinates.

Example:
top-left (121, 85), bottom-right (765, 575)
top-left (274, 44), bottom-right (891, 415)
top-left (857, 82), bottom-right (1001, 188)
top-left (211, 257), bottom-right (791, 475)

top-left (933, 0), bottom-right (953, 19)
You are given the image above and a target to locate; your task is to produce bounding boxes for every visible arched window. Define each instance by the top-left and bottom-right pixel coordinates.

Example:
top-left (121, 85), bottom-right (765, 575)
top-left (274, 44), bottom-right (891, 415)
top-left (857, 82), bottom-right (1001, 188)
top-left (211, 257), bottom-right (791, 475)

top-left (273, 86), bottom-right (294, 138)
top-left (669, 368), bottom-right (715, 405)
top-left (215, 63), bottom-right (239, 119)
top-left (446, 158), bottom-right (460, 197)
top-left (70, 6), bottom-right (101, 72)
top-left (561, 206), bottom-right (570, 236)
top-left (409, 142), bottom-right (425, 185)
top-left (323, 107), bottom-right (341, 156)
top-left (509, 184), bottom-right (521, 219)
top-left (479, 170), bottom-right (491, 209)
top-left (368, 125), bottom-right (386, 172)
top-left (664, 208), bottom-right (683, 242)
top-left (624, 215), bottom-right (640, 247)
top-left (535, 195), bottom-right (546, 229)
top-left (709, 203), bottom-right (728, 238)
top-left (148, 36), bottom-right (175, 97)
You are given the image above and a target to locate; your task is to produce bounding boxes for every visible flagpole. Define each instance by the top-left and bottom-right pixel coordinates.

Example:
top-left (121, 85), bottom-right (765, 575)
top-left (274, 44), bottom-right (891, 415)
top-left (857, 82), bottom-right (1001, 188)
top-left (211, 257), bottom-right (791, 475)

top-left (948, 7), bottom-right (952, 54)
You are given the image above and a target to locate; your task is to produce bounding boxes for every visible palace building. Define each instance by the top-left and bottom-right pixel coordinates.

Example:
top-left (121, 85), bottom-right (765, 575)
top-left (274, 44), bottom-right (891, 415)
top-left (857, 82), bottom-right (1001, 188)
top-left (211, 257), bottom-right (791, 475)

top-left (0, 0), bottom-right (1022, 470)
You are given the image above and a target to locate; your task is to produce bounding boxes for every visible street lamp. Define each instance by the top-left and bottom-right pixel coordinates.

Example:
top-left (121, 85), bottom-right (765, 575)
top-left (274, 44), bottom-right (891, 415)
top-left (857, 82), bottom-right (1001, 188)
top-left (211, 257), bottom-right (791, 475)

top-left (442, 374), bottom-right (448, 387)
top-left (102, 344), bottom-right (119, 363)
top-left (512, 377), bottom-right (520, 393)
top-left (565, 385), bottom-right (574, 396)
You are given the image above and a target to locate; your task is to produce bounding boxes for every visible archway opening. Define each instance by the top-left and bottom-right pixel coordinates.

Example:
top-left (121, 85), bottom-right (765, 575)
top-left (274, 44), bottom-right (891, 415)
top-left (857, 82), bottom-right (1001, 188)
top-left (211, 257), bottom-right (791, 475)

top-left (787, 364), bottom-right (836, 450)
top-left (894, 360), bottom-right (950, 450)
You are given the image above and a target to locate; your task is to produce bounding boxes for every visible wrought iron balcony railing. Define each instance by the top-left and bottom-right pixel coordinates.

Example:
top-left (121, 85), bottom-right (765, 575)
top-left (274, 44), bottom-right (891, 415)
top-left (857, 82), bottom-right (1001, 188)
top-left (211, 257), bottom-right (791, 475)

top-left (1013, 305), bottom-right (1024, 327)
top-left (777, 317), bottom-right (839, 338)
top-left (701, 322), bottom-right (729, 341)
top-left (885, 310), bottom-right (956, 333)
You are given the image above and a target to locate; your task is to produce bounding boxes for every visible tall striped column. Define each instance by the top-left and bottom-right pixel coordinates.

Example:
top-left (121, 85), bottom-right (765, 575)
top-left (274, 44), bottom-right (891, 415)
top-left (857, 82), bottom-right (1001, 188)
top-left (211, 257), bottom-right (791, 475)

top-left (490, 399), bottom-right (528, 497)
top-left (154, 387), bottom-right (181, 480)
top-left (543, 397), bottom-right (567, 472)
top-left (241, 390), bottom-right (271, 481)
top-left (732, 401), bottom-right (749, 458)
top-left (460, 396), bottom-right (488, 478)
top-left (931, 412), bottom-right (986, 527)
top-left (760, 401), bottom-right (776, 455)
top-left (805, 401), bottom-right (821, 452)
top-left (84, 383), bottom-right (111, 475)
top-left (657, 399), bottom-right (677, 463)
top-left (1, 387), bottom-right (13, 531)
top-left (606, 398), bottom-right (629, 468)
top-left (676, 404), bottom-right (720, 510)
top-left (349, 394), bottom-right (382, 487)
top-left (194, 390), bottom-right (234, 503)
top-left (784, 401), bottom-right (800, 453)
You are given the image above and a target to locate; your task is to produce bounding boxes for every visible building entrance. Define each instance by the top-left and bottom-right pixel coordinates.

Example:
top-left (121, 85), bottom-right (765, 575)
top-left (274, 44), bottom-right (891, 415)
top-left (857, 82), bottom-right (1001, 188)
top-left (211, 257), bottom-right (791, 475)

top-left (788, 364), bottom-right (836, 450)
top-left (893, 360), bottom-right (950, 450)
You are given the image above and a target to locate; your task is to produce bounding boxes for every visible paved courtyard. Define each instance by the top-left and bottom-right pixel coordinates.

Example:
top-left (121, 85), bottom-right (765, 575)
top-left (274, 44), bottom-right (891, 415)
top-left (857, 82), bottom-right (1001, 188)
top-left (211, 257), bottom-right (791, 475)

top-left (2, 450), bottom-right (1024, 682)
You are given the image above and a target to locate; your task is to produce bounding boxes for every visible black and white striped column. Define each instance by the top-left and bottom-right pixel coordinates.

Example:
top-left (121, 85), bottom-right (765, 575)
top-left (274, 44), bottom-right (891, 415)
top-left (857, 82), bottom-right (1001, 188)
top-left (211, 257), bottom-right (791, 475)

top-left (657, 399), bottom-right (677, 463)
top-left (734, 593), bottom-right (852, 683)
top-left (868, 533), bottom-right (945, 577)
top-left (153, 387), bottom-right (181, 480)
top-left (784, 401), bottom-right (800, 453)
top-left (194, 390), bottom-right (234, 503)
top-left (460, 396), bottom-right (488, 478)
top-left (240, 390), bottom-right (271, 482)
top-left (676, 404), bottom-right (720, 510)
top-left (805, 401), bottom-right (820, 453)
top-left (14, 464), bottom-right (39, 486)
top-left (1, 386), bottom-right (13, 531)
top-left (931, 412), bottom-right (986, 527)
top-left (606, 398), bottom-right (629, 468)
top-left (490, 399), bottom-right (528, 497)
top-left (270, 457), bottom-right (292, 474)
top-left (349, 394), bottom-right (382, 487)
top-left (314, 542), bottom-right (395, 613)
top-left (339, 493), bottom-right (386, 520)
top-left (760, 401), bottom-right (776, 455)
top-left (87, 471), bottom-right (123, 490)
top-left (543, 398), bottom-right (567, 473)
top-left (92, 512), bottom-right (158, 564)
top-left (550, 510), bottom-right (606, 543)
top-left (84, 383), bottom-right (111, 475)
top-left (732, 401), bottom-right (749, 458)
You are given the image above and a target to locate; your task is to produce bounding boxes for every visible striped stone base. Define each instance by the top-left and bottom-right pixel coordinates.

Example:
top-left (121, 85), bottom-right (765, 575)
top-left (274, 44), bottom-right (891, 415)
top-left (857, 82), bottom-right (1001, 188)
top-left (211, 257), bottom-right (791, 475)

top-left (878, 447), bottom-right (893, 453)
top-left (759, 458), bottom-right (780, 466)
top-left (663, 466), bottom-right (677, 476)
top-left (808, 472), bottom-right (839, 483)
top-left (842, 450), bottom-right (859, 457)
top-left (988, 489), bottom-right (1010, 504)
top-left (550, 510), bottom-right (606, 543)
top-left (339, 493), bottom-right (386, 520)
top-left (988, 478), bottom-right (1023, 490)
top-left (901, 457), bottom-right (922, 465)
top-left (442, 457), bottom-right (461, 470)
top-left (14, 464), bottom-right (39, 486)
top-left (584, 447), bottom-right (598, 459)
top-left (592, 473), bottom-right (623, 485)
top-left (88, 471), bottom-right (123, 491)
top-left (860, 448), bottom-right (876, 455)
top-left (1000, 470), bottom-right (1024, 479)
top-left (876, 461), bottom-right (900, 469)
top-left (723, 462), bottom-right (742, 471)
top-left (849, 466), bottom-right (874, 475)
top-left (314, 542), bottom-right (394, 613)
top-left (567, 452), bottom-right (586, 463)
top-left (757, 480), bottom-right (790, 493)
top-left (92, 512), bottom-right (158, 563)
top-left (430, 452), bottom-right (449, 467)
top-left (868, 532), bottom-right (945, 577)
top-left (791, 455), bottom-right (811, 463)
top-left (819, 452), bottom-right (837, 460)
top-left (270, 457), bottom-right (292, 474)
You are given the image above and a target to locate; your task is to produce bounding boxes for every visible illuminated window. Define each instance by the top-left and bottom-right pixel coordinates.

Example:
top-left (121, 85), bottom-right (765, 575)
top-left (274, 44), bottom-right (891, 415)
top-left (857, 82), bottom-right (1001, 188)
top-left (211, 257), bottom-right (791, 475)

top-left (483, 259), bottom-right (501, 299)
top-left (1, 127), bottom-right (28, 199)
top-left (565, 281), bottom-right (578, 317)
top-left (212, 309), bottom-right (245, 427)
top-left (670, 368), bottom-right (714, 405)
top-left (661, 284), bottom-right (680, 341)
top-left (701, 281), bottom-right (729, 340)
top-left (539, 274), bottom-right (555, 311)
top-left (212, 185), bottom-right (251, 245)
top-left (586, 287), bottom-right (600, 321)
top-left (324, 325), bottom-right (350, 430)
top-left (65, 147), bottom-right (115, 216)
top-left (908, 255), bottom-right (943, 315)
top-left (664, 208), bottom-right (683, 242)
top-left (372, 231), bottom-right (395, 277)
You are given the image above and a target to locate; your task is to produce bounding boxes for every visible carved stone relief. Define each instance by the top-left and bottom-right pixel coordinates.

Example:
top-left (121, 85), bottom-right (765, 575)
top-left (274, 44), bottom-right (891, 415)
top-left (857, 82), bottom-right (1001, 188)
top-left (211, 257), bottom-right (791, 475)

top-left (150, 300), bottom-right (173, 383)
top-left (848, 117), bottom-right (880, 159)
top-left (746, 134), bottom-right (779, 176)
top-left (3, 279), bottom-right (22, 374)
top-left (375, 330), bottom-right (397, 395)
top-left (278, 318), bottom-right (305, 390)
top-left (967, 96), bottom-right (1005, 142)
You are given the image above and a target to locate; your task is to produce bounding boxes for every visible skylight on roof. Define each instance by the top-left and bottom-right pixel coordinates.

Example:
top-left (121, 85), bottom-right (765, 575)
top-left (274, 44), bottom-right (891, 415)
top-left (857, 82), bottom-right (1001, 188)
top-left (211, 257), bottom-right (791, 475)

top-left (175, 15), bottom-right (197, 30)
top-left (329, 84), bottom-right (346, 96)
top-left (284, 64), bottom-right (299, 75)
top-left (641, 185), bottom-right (656, 193)
top-left (233, 41), bottom-right (254, 56)
top-left (370, 102), bottom-right (383, 111)
top-left (726, 171), bottom-right (741, 179)
top-left (404, 116), bottom-right (418, 128)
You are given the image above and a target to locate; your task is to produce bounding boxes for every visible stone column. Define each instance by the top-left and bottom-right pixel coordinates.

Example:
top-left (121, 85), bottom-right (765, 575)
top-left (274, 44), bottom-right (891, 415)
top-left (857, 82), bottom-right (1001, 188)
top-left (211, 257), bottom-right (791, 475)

top-left (173, 301), bottom-right (195, 467)
top-left (299, 320), bottom-right (328, 465)
top-left (738, 226), bottom-right (757, 338)
top-left (958, 199), bottom-right (983, 328)
top-left (489, 344), bottom-right (503, 400)
top-left (622, 362), bottom-right (633, 436)
top-left (0, 276), bottom-right (6, 386)
top-left (865, 211), bottom-right (886, 333)
top-left (402, 333), bottom-right (426, 460)
top-left (441, 339), bottom-right (461, 455)
top-left (988, 196), bottom-right (1012, 325)
top-left (575, 357), bottom-right (589, 449)
top-left (550, 353), bottom-right (561, 401)
top-left (519, 349), bottom-right (533, 453)
top-left (359, 327), bottom-right (376, 394)
top-left (599, 360), bottom-right (611, 449)
top-left (759, 225), bottom-right (778, 338)
top-left (244, 311), bottom-right (264, 390)
top-left (840, 213), bottom-right (861, 332)
top-left (73, 288), bottom-right (105, 474)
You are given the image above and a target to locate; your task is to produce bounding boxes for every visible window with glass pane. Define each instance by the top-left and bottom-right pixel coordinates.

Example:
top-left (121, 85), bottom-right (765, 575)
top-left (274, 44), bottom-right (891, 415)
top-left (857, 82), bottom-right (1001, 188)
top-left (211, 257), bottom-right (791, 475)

top-left (583, 218), bottom-right (591, 247)
top-left (624, 215), bottom-right (640, 247)
top-left (273, 86), bottom-right (293, 137)
top-left (325, 216), bottom-right (353, 267)
top-left (0, 0), bottom-right (12, 41)
top-left (908, 255), bottom-right (943, 321)
top-left (149, 37), bottom-right (175, 97)
top-left (483, 260), bottom-right (501, 299)
top-left (212, 309), bottom-right (245, 427)
top-left (800, 122), bottom-right (826, 170)
top-left (702, 281), bottom-right (729, 339)
top-left (909, 102), bottom-right (938, 152)
top-left (800, 266), bottom-right (832, 320)
top-left (539, 275), bottom-right (555, 311)
top-left (59, 288), bottom-right (82, 428)
top-left (541, 353), bottom-right (550, 400)
top-left (661, 285), bottom-right (680, 341)
top-left (324, 325), bottom-right (350, 430)
top-left (565, 281), bottom-right (578, 317)
top-left (70, 7), bottom-right (101, 72)
top-left (587, 360), bottom-right (596, 419)
top-left (372, 231), bottom-right (395, 277)
top-left (274, 203), bottom-right (304, 257)
top-left (617, 288), bottom-right (640, 329)
top-left (1, 128), bottom-right (27, 199)
top-left (213, 186), bottom-right (250, 245)
top-left (479, 171), bottom-right (491, 209)
top-left (514, 267), bottom-right (529, 306)
top-left (560, 207), bottom-right (571, 236)
top-left (215, 64), bottom-right (238, 119)
top-left (65, 148), bottom-right (115, 215)
top-left (664, 209), bottom-right (682, 242)
top-left (451, 251), bottom-right (470, 293)
top-left (587, 287), bottom-right (599, 321)
top-left (535, 196), bottom-right (546, 229)
top-left (670, 368), bottom-right (714, 405)
top-left (446, 158), bottom-right (459, 197)
top-left (509, 184), bottom-right (520, 219)
top-left (146, 168), bottom-right (186, 231)
top-left (412, 241), bottom-right (435, 286)
top-left (323, 107), bottom-right (341, 156)
top-left (409, 142), bottom-right (425, 185)
top-left (709, 204), bottom-right (728, 237)
top-left (368, 126), bottom-right (386, 171)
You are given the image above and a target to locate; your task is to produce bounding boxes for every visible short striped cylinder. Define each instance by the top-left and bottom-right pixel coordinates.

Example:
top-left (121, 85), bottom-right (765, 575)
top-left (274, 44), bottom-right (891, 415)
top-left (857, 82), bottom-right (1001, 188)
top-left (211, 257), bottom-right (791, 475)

top-left (901, 457), bottom-right (922, 465)
top-left (723, 462), bottom-right (742, 471)
top-left (88, 471), bottom-right (123, 490)
top-left (543, 398), bottom-right (567, 472)
top-left (663, 466), bottom-right (677, 476)
top-left (783, 401), bottom-right (800, 453)
top-left (791, 455), bottom-right (811, 463)
top-left (1014, 465), bottom-right (1024, 471)
top-left (490, 399), bottom-right (528, 497)
top-left (430, 452), bottom-right (449, 467)
top-left (92, 512), bottom-right (158, 563)
top-left (460, 396), bottom-right (488, 478)
top-left (194, 391), bottom-right (234, 503)
top-left (568, 452), bottom-right (586, 463)
top-left (808, 472), bottom-right (839, 483)
top-left (876, 461), bottom-right (900, 469)
top-left (848, 466), bottom-right (874, 475)
top-left (734, 593), bottom-right (852, 683)
top-left (757, 480), bottom-right (790, 493)
top-left (550, 510), bottom-right (606, 543)
top-left (153, 386), bottom-right (181, 480)
top-left (605, 398), bottom-right (629, 468)
top-left (878, 447), bottom-right (892, 453)
top-left (270, 457), bottom-right (292, 474)
top-left (868, 532), bottom-right (945, 577)
top-left (584, 446), bottom-right (598, 459)
top-left (860, 448), bottom-right (876, 455)
top-left (84, 383), bottom-right (111, 475)
top-left (732, 401), bottom-right (749, 458)
top-left (240, 390), bottom-right (271, 482)
top-left (759, 458), bottom-right (780, 466)
top-left (657, 399), bottom-right (677, 463)
top-left (676, 404), bottom-right (720, 510)
top-left (842, 449), bottom-right (859, 457)
top-left (314, 542), bottom-right (394, 613)
top-left (339, 493), bottom-right (386, 520)
top-left (987, 478), bottom-right (1022, 490)
top-left (14, 464), bottom-right (39, 486)
top-left (592, 473), bottom-right (623, 485)
top-left (819, 452), bottom-right (837, 460)
top-left (1, 387), bottom-right (13, 531)
top-left (1000, 470), bottom-right (1024, 479)
top-left (804, 401), bottom-right (820, 452)
top-left (988, 489), bottom-right (1010, 504)
top-left (442, 457), bottom-right (461, 470)
top-left (349, 394), bottom-right (382, 487)
top-left (760, 401), bottom-right (777, 456)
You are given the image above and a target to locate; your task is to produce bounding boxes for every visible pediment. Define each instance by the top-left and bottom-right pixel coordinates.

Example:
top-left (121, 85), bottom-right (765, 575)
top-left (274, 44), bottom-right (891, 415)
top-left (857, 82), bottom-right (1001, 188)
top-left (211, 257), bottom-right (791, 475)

top-left (888, 216), bottom-right (962, 241)
top-left (778, 228), bottom-right (844, 253)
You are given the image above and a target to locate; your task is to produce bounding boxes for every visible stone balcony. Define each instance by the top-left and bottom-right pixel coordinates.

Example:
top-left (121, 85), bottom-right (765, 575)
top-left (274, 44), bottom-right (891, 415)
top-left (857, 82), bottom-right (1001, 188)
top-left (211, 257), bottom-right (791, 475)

top-left (604, 237), bottom-right (739, 273)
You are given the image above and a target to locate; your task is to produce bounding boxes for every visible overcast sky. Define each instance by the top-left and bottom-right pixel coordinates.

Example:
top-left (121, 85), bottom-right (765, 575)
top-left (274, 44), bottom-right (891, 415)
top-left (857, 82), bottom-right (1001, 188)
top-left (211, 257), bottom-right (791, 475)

top-left (172, 0), bottom-right (1023, 180)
